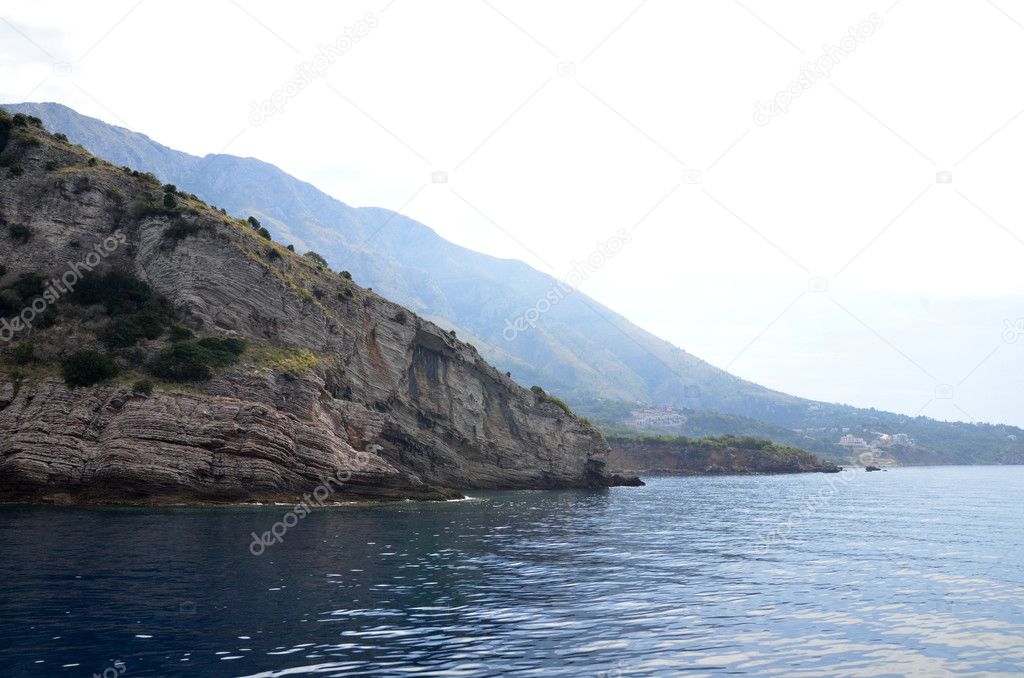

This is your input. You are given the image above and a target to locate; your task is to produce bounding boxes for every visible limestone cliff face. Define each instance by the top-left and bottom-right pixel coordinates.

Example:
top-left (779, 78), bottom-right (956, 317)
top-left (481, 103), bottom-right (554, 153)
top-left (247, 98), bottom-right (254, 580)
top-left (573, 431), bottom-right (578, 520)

top-left (0, 113), bottom-right (637, 503)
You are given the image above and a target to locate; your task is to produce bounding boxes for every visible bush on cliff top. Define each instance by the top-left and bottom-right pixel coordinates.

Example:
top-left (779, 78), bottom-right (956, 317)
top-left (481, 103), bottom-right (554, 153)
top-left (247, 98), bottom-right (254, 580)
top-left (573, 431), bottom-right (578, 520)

top-left (11, 342), bottom-right (34, 365)
top-left (62, 350), bottom-right (118, 388)
top-left (72, 271), bottom-right (175, 349)
top-left (100, 302), bottom-right (170, 348)
top-left (148, 337), bottom-right (246, 382)
top-left (304, 251), bottom-right (328, 270)
top-left (132, 379), bottom-right (154, 396)
top-left (0, 115), bottom-right (10, 154)
top-left (8, 223), bottom-right (31, 243)
top-left (195, 336), bottom-right (246, 366)
top-left (149, 343), bottom-right (215, 381)
top-left (74, 271), bottom-right (153, 315)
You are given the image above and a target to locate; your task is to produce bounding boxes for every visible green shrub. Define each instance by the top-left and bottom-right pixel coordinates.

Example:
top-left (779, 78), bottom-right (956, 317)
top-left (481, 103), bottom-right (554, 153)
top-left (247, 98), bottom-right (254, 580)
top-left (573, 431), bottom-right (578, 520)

top-left (287, 244), bottom-right (295, 252)
top-left (247, 216), bottom-right (261, 230)
top-left (74, 271), bottom-right (156, 315)
top-left (11, 113), bottom-right (29, 127)
top-left (149, 337), bottom-right (245, 382)
top-left (304, 251), bottom-right (328, 269)
top-left (0, 290), bottom-right (19, 316)
top-left (131, 200), bottom-right (176, 219)
top-left (11, 342), bottom-right (34, 365)
top-left (132, 379), bottom-right (154, 396)
top-left (0, 117), bottom-right (9, 154)
top-left (163, 192), bottom-right (177, 209)
top-left (74, 272), bottom-right (174, 348)
top-left (6, 163), bottom-right (24, 178)
top-left (45, 160), bottom-right (59, 171)
top-left (162, 183), bottom-right (177, 194)
top-left (339, 270), bottom-right (352, 280)
top-left (36, 308), bottom-right (57, 329)
top-left (11, 273), bottom-right (44, 300)
top-left (100, 308), bottom-right (167, 348)
top-left (165, 219), bottom-right (202, 242)
top-left (8, 223), bottom-right (31, 243)
top-left (257, 227), bottom-right (272, 240)
top-left (87, 158), bottom-right (97, 167)
top-left (195, 336), bottom-right (246, 366)
top-left (62, 350), bottom-right (118, 387)
top-left (54, 133), bottom-right (68, 142)
top-left (168, 325), bottom-right (194, 342)
top-left (149, 343), bottom-right (213, 381)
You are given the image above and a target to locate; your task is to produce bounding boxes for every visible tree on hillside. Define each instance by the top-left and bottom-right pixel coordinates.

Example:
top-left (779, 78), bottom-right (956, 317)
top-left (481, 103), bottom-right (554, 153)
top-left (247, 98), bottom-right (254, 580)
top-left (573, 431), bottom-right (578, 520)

top-left (304, 251), bottom-right (329, 270)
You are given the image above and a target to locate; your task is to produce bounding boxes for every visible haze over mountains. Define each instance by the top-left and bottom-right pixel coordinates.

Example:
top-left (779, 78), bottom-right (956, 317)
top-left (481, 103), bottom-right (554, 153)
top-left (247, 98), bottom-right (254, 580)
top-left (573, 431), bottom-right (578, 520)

top-left (9, 101), bottom-right (1023, 465)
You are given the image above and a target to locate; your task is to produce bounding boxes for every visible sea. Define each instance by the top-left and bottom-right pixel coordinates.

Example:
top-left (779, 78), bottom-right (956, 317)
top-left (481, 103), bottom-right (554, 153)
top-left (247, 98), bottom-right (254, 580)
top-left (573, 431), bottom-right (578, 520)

top-left (1, 466), bottom-right (1022, 677)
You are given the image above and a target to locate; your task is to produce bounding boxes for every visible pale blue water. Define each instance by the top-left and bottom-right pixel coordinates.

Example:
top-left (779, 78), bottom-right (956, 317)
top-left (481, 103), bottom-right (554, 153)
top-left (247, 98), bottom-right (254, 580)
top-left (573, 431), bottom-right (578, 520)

top-left (1, 466), bottom-right (1022, 677)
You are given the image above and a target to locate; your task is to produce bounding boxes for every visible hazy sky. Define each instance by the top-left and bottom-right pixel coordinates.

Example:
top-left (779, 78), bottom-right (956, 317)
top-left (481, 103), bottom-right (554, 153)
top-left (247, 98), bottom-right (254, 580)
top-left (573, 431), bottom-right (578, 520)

top-left (2, 0), bottom-right (1022, 426)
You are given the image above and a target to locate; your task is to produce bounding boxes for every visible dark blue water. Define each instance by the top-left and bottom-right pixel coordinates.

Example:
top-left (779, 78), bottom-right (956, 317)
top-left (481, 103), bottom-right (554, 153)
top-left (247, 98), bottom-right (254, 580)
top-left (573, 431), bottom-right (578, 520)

top-left (1, 466), bottom-right (1022, 677)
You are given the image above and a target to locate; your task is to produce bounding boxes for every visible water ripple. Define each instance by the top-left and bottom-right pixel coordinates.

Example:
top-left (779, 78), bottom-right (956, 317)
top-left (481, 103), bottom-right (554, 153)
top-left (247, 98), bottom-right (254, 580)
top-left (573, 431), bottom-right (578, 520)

top-left (0, 467), bottom-right (1022, 676)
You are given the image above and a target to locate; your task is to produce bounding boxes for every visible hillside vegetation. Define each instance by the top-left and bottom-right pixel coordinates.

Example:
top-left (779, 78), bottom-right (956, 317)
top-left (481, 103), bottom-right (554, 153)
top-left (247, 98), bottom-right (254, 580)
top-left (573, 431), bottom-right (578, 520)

top-left (607, 434), bottom-right (842, 476)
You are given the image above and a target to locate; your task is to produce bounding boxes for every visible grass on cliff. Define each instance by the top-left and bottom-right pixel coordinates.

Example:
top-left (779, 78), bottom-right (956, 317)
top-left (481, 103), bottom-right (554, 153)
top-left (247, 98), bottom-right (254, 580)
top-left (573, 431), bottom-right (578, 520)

top-left (530, 385), bottom-right (577, 417)
top-left (245, 344), bottom-right (320, 376)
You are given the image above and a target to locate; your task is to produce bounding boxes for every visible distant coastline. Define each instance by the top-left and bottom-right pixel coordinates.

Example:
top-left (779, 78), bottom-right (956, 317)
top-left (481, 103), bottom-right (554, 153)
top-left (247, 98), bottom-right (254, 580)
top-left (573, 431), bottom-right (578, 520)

top-left (608, 434), bottom-right (842, 477)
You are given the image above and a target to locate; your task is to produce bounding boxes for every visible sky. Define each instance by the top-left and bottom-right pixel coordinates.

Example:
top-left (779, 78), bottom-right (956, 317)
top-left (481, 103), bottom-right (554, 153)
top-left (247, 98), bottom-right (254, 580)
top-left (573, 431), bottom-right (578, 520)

top-left (2, 0), bottom-right (1022, 426)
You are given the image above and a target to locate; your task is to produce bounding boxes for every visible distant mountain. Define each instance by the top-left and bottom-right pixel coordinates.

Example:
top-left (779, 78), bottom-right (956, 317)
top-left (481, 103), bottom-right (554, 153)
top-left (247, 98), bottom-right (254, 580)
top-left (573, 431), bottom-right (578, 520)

top-left (1, 103), bottom-right (784, 409)
top-left (8, 101), bottom-right (1024, 465)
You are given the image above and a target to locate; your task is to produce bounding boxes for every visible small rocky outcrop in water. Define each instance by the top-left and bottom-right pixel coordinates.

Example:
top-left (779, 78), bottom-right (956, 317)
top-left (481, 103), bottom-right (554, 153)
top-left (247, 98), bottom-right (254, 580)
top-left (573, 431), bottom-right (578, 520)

top-left (607, 435), bottom-right (842, 476)
top-left (0, 111), bottom-right (639, 504)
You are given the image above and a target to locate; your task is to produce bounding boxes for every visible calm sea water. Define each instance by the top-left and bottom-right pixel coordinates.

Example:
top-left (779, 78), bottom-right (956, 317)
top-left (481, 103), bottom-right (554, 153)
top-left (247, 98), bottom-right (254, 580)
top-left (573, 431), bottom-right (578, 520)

top-left (1, 466), bottom-right (1022, 677)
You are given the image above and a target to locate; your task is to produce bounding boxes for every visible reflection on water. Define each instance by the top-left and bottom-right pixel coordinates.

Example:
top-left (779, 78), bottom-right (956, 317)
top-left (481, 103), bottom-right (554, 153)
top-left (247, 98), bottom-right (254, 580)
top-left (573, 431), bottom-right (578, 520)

top-left (1, 466), bottom-right (1022, 676)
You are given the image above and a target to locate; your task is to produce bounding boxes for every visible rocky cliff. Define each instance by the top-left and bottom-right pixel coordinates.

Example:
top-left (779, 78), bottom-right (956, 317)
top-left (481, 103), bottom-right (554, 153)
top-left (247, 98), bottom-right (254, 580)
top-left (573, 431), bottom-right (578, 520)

top-left (0, 111), bottom-right (639, 504)
top-left (608, 435), bottom-right (841, 476)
